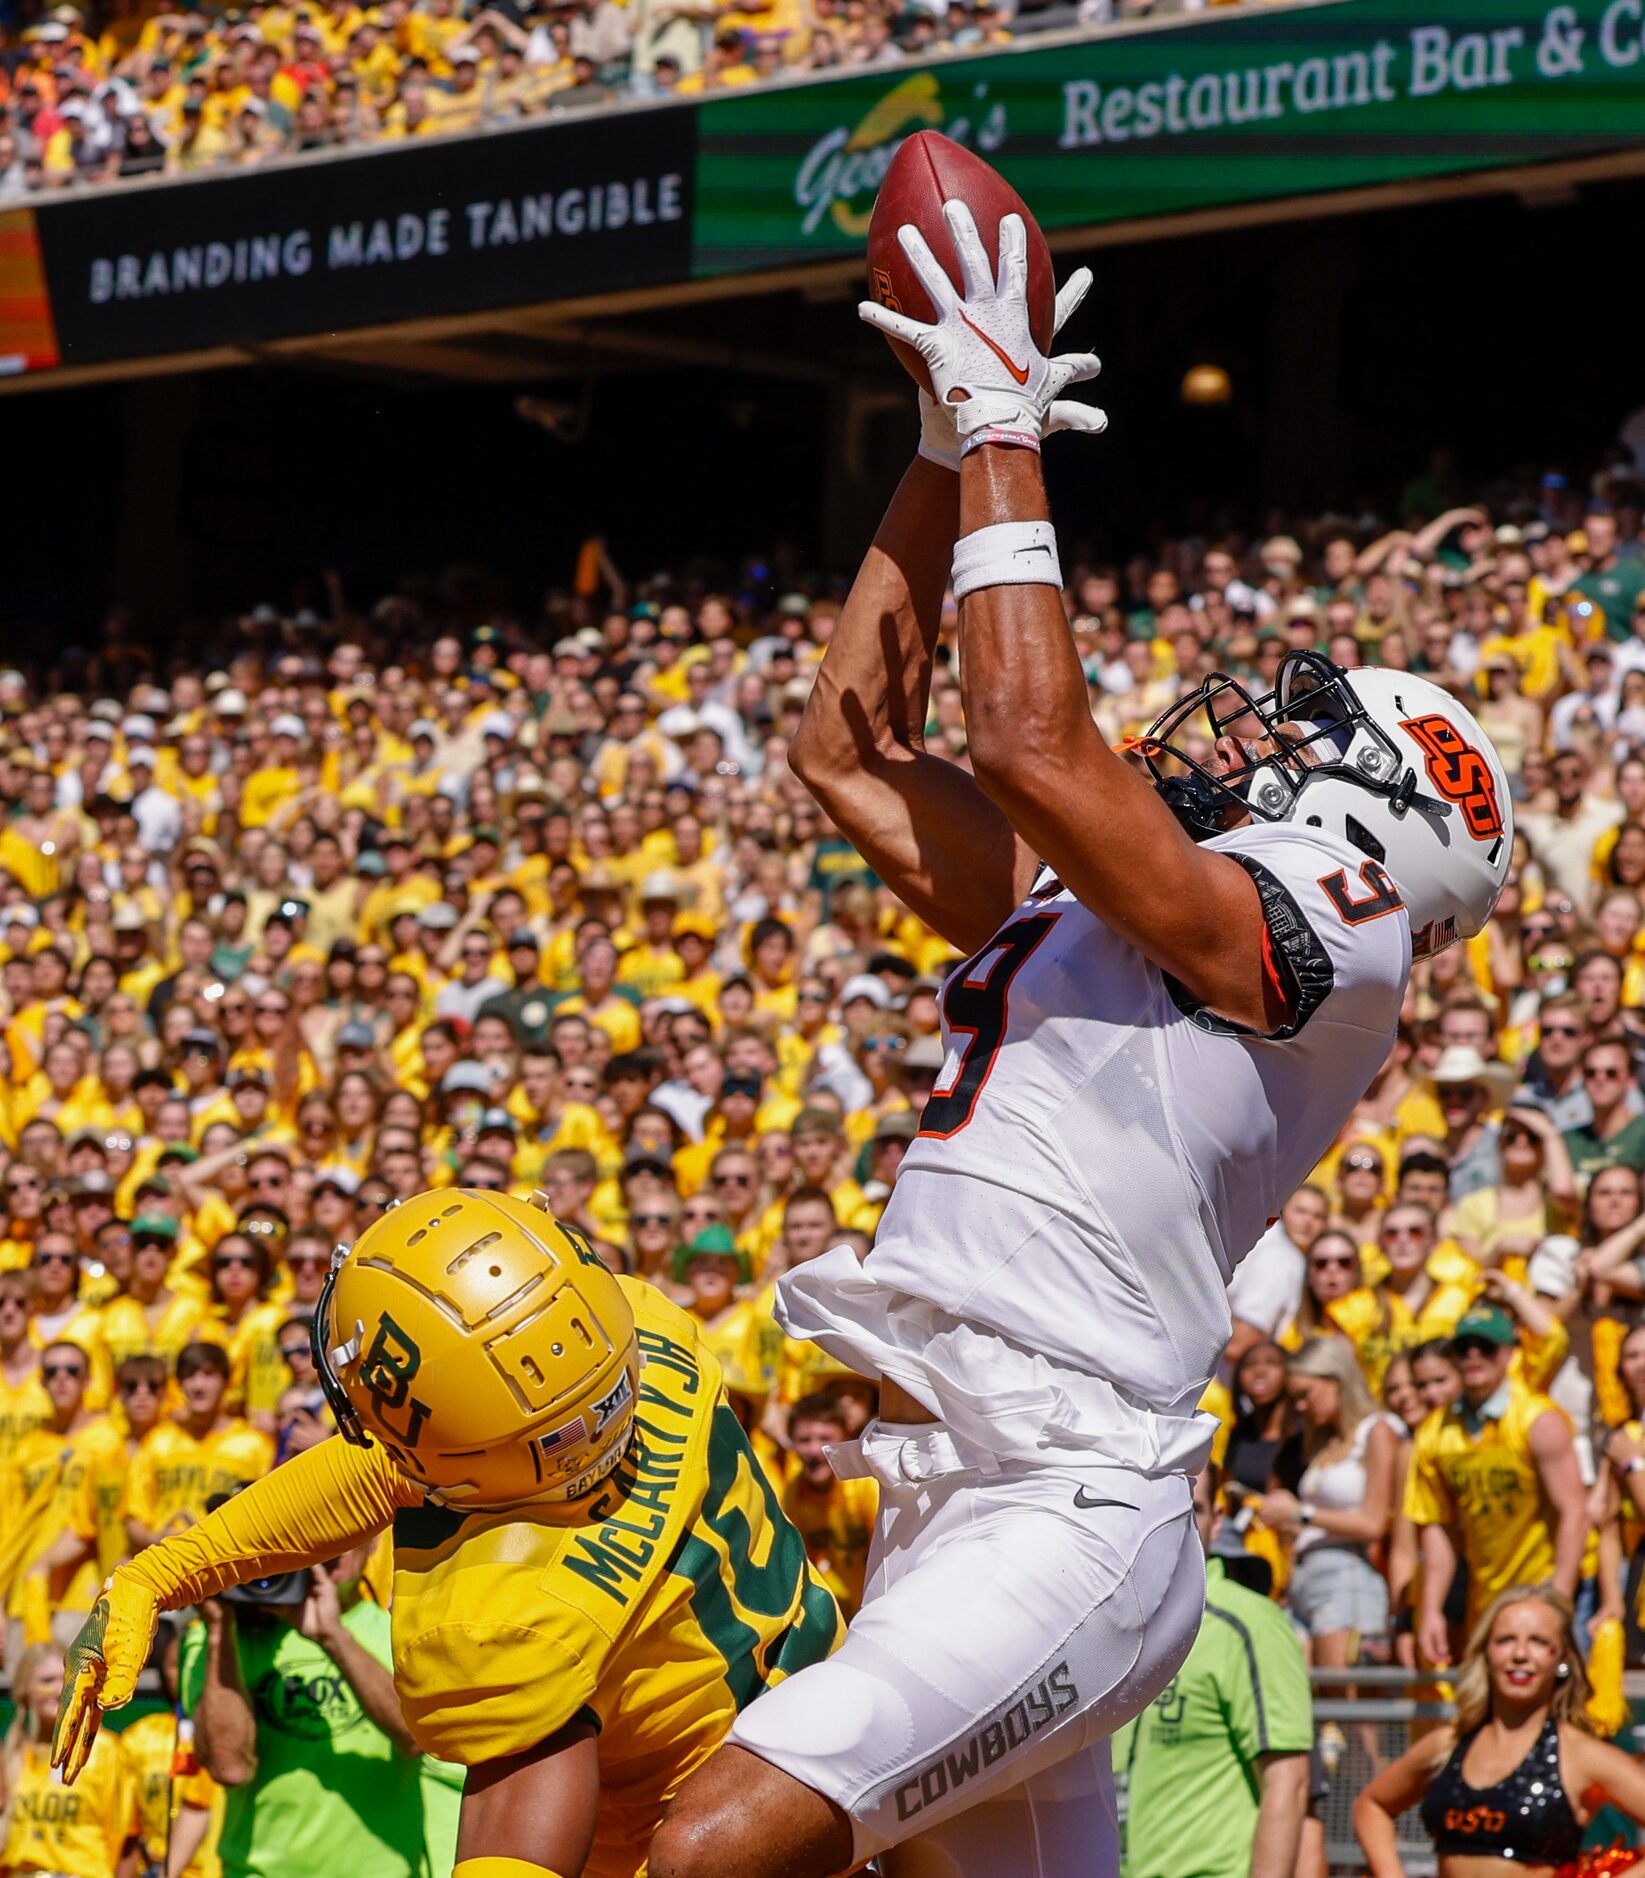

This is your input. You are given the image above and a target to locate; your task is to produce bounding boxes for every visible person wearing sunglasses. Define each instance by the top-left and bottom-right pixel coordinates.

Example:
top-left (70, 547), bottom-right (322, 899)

top-left (95, 1213), bottom-right (206, 1386)
top-left (28, 1232), bottom-right (111, 1406)
top-left (1513, 991), bottom-right (1594, 1132)
top-left (1329, 1205), bottom-right (1480, 1398)
top-left (0, 1161), bottom-right (49, 1268)
top-left (280, 1231), bottom-right (333, 1312)
top-left (123, 1341), bottom-right (271, 1551)
top-left (1451, 1106), bottom-right (1577, 1269)
top-left (1332, 1142), bottom-right (1388, 1245)
top-left (1406, 1303), bottom-right (1589, 1670)
top-left (1565, 1037), bottom-right (1645, 1189)
top-left (1283, 1229), bottom-right (1363, 1348)
top-left (625, 1191), bottom-right (681, 1285)
top-left (3, 1339), bottom-right (123, 1659)
top-left (196, 1231), bottom-right (286, 1436)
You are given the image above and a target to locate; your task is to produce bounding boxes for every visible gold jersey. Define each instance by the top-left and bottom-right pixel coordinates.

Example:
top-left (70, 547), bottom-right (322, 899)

top-left (119, 1708), bottom-right (222, 1878)
top-left (1405, 1375), bottom-right (1569, 1624)
top-left (2, 1732), bottom-right (135, 1878)
top-left (121, 1283), bottom-right (842, 1878)
top-left (389, 1283), bottom-right (843, 1874)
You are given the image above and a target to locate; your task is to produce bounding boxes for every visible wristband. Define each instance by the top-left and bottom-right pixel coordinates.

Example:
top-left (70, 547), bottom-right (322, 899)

top-left (1298, 1501), bottom-right (1317, 1525)
top-left (961, 423), bottom-right (1042, 457)
top-left (951, 521), bottom-right (1063, 602)
top-left (1627, 1458), bottom-right (1645, 1477)
top-left (455, 1862), bottom-right (568, 1878)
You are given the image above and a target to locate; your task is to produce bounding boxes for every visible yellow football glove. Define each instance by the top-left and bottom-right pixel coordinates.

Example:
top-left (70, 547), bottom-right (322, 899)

top-left (52, 1574), bottom-right (159, 1784)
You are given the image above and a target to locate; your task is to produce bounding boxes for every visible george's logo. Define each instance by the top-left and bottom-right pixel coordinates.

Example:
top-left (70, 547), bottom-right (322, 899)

top-left (1400, 713), bottom-right (1504, 843)
top-left (793, 75), bottom-right (1007, 238)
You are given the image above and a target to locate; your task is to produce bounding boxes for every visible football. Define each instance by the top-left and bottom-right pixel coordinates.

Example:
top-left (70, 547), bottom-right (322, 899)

top-left (866, 131), bottom-right (1057, 395)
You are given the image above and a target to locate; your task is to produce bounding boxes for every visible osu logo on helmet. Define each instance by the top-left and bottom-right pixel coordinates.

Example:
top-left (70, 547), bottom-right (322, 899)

top-left (1400, 714), bottom-right (1505, 844)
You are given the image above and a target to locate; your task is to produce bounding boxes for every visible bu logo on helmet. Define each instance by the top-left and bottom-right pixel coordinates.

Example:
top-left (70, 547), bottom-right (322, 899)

top-left (360, 1311), bottom-right (431, 1447)
top-left (1400, 714), bottom-right (1504, 843)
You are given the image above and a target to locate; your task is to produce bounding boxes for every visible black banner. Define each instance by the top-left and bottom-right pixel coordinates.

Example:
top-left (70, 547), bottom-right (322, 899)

top-left (32, 101), bottom-right (696, 365)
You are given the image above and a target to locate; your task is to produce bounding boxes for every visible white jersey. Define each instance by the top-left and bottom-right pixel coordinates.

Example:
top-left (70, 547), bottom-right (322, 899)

top-left (779, 822), bottom-right (1409, 1475)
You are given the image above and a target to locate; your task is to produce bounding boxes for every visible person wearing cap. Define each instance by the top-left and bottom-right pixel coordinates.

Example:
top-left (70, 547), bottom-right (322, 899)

top-left (358, 830), bottom-right (440, 946)
top-left (779, 1107), bottom-right (867, 1235)
top-left (856, 1110), bottom-right (918, 1234)
top-left (1422, 1044), bottom-right (1515, 1202)
top-left (95, 1213), bottom-right (208, 1385)
top-left (668, 913), bottom-right (724, 1018)
top-left (616, 874), bottom-right (689, 1000)
top-left (476, 931), bottom-right (555, 1049)
top-left (1406, 1301), bottom-right (1588, 1665)
top-left (239, 714), bottom-right (307, 830)
top-left (672, 1220), bottom-right (761, 1381)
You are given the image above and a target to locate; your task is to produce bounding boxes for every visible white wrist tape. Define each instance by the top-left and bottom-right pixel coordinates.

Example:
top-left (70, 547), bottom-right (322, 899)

top-left (951, 521), bottom-right (1063, 601)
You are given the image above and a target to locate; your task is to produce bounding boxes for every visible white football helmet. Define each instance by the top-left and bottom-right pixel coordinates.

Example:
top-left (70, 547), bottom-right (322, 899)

top-left (1141, 652), bottom-right (1512, 958)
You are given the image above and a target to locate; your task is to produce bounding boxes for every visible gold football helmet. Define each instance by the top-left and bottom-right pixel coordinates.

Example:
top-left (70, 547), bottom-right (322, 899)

top-left (314, 1189), bottom-right (639, 1509)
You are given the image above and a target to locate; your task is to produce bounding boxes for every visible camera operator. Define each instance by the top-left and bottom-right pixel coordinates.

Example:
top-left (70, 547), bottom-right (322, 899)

top-left (180, 1539), bottom-right (429, 1878)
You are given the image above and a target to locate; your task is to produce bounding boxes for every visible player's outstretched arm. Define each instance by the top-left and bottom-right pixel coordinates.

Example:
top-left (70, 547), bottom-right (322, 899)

top-left (858, 203), bottom-right (1275, 1026)
top-left (789, 450), bottom-right (1037, 955)
top-left (958, 446), bottom-right (1278, 1028)
top-left (53, 1434), bottom-right (409, 1782)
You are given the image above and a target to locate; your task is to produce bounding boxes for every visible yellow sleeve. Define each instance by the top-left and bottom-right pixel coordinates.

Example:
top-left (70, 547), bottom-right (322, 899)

top-left (1402, 1424), bottom-right (1452, 1527)
top-left (125, 1441), bottom-right (160, 1531)
top-left (1514, 1314), bottom-right (1571, 1393)
top-left (122, 1435), bottom-right (415, 1611)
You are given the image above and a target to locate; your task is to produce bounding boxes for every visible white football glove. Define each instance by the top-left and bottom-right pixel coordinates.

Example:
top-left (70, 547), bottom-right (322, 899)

top-left (863, 201), bottom-right (1106, 458)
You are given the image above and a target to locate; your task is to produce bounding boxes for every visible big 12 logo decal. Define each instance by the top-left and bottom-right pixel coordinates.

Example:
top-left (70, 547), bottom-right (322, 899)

top-left (1400, 713), bottom-right (1504, 844)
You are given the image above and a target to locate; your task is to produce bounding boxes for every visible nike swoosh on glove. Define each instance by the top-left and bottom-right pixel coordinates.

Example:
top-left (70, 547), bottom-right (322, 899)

top-left (861, 201), bottom-right (1105, 456)
top-left (52, 1574), bottom-right (159, 1784)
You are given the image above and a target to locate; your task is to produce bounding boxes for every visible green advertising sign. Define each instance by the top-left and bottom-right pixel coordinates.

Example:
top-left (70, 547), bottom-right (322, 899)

top-left (691, 0), bottom-right (1645, 274)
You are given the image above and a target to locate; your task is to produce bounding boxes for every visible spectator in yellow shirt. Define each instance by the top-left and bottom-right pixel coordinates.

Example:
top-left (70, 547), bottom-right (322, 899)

top-left (0, 1643), bottom-right (139, 1878)
top-left (125, 1341), bottom-right (272, 1549)
top-left (1406, 1303), bottom-right (1589, 1665)
top-left (781, 1392), bottom-right (878, 1618)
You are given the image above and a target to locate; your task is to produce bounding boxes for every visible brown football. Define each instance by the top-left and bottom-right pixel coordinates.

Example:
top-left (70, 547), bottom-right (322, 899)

top-left (866, 131), bottom-right (1056, 395)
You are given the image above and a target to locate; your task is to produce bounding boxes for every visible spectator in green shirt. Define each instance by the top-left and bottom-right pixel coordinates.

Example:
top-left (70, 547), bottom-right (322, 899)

top-left (1570, 509), bottom-right (1645, 641)
top-left (1562, 1037), bottom-right (1645, 1186)
top-left (1116, 1469), bottom-right (1313, 1878)
top-left (181, 1543), bottom-right (433, 1878)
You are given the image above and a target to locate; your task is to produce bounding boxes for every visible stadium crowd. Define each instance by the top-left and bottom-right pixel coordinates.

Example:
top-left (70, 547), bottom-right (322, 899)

top-left (0, 0), bottom-right (1027, 193)
top-left (6, 449), bottom-right (1645, 1873)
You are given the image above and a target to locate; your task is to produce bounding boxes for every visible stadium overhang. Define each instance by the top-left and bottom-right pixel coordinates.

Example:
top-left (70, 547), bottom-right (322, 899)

top-left (8, 0), bottom-right (1645, 394)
